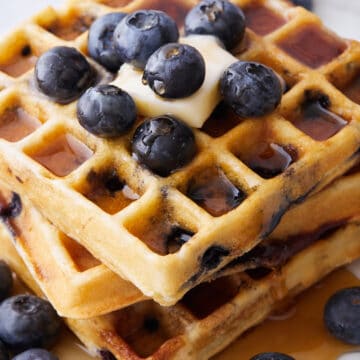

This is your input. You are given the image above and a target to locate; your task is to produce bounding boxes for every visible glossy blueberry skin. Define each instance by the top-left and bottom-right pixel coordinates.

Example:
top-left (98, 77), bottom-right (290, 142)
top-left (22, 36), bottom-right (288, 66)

top-left (0, 340), bottom-right (8, 360)
top-left (132, 115), bottom-right (197, 177)
top-left (250, 352), bottom-right (295, 360)
top-left (185, 0), bottom-right (245, 50)
top-left (35, 46), bottom-right (94, 104)
top-left (324, 287), bottom-right (360, 345)
top-left (291, 0), bottom-right (313, 10)
top-left (0, 261), bottom-right (13, 302)
top-left (12, 349), bottom-right (58, 360)
top-left (77, 85), bottom-right (137, 138)
top-left (113, 10), bottom-right (179, 69)
top-left (88, 12), bottom-right (126, 72)
top-left (220, 61), bottom-right (282, 118)
top-left (0, 295), bottom-right (61, 350)
top-left (143, 43), bottom-right (205, 98)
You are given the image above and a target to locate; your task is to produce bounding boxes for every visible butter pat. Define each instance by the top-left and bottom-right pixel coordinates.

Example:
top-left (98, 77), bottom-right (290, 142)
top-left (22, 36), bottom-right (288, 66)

top-left (112, 35), bottom-right (237, 128)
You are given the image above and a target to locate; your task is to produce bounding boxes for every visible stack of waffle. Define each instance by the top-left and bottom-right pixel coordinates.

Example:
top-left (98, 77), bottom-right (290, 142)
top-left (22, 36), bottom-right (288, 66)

top-left (0, 0), bottom-right (360, 358)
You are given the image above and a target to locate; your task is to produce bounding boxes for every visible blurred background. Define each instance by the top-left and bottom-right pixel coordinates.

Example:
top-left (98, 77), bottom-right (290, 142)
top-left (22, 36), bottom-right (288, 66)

top-left (0, 0), bottom-right (359, 39)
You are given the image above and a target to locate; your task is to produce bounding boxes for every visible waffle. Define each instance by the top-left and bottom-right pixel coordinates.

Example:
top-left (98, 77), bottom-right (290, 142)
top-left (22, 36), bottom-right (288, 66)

top-left (1, 164), bottom-right (359, 320)
top-left (0, 181), bottom-right (146, 319)
top-left (0, 0), bottom-right (359, 305)
top-left (2, 205), bottom-right (360, 360)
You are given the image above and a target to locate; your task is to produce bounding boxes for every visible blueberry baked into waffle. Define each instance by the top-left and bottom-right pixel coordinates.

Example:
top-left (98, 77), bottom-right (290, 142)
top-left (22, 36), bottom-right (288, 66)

top-left (1, 167), bottom-right (360, 359)
top-left (1, 164), bottom-right (360, 321)
top-left (0, 0), bottom-right (359, 306)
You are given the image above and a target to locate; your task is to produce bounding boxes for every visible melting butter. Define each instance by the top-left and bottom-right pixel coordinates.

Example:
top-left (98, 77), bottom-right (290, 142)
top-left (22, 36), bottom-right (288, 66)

top-left (112, 35), bottom-right (237, 128)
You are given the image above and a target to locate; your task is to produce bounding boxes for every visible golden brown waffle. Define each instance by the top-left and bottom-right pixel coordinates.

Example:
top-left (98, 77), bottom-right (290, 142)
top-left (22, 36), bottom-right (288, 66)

top-left (2, 209), bottom-right (360, 360)
top-left (0, 0), bottom-right (359, 305)
top-left (0, 181), bottom-right (145, 319)
top-left (1, 166), bottom-right (359, 320)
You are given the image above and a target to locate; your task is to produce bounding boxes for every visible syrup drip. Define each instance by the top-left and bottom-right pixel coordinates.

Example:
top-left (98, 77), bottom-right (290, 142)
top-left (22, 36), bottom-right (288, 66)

top-left (277, 25), bottom-right (346, 68)
top-left (201, 102), bottom-right (242, 138)
top-left (241, 142), bottom-right (295, 179)
top-left (128, 215), bottom-right (193, 255)
top-left (290, 99), bottom-right (347, 141)
top-left (29, 134), bottom-right (93, 177)
top-left (187, 167), bottom-right (246, 217)
top-left (342, 74), bottom-right (360, 105)
top-left (244, 4), bottom-right (286, 36)
top-left (0, 107), bottom-right (41, 142)
top-left (181, 276), bottom-right (241, 319)
top-left (61, 235), bottom-right (100, 272)
top-left (137, 0), bottom-right (192, 27)
top-left (114, 302), bottom-right (180, 358)
top-left (0, 46), bottom-right (37, 78)
top-left (48, 15), bottom-right (94, 41)
top-left (99, 0), bottom-right (133, 7)
top-left (84, 170), bottom-right (139, 215)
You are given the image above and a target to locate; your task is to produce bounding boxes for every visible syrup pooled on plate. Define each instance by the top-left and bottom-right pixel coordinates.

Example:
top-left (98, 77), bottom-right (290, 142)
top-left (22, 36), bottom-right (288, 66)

top-left (277, 25), bottom-right (347, 68)
top-left (289, 97), bottom-right (347, 141)
top-left (244, 3), bottom-right (286, 36)
top-left (0, 107), bottom-right (41, 142)
top-left (186, 167), bottom-right (246, 217)
top-left (29, 134), bottom-right (93, 177)
top-left (216, 269), bottom-right (360, 360)
top-left (0, 46), bottom-right (37, 78)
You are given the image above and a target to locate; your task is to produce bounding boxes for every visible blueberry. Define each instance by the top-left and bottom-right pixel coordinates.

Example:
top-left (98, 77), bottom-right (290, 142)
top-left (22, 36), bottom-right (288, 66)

top-left (291, 0), bottom-right (313, 11)
top-left (0, 295), bottom-right (61, 350)
top-left (35, 46), bottom-right (94, 104)
top-left (220, 61), bottom-right (282, 118)
top-left (185, 0), bottom-right (245, 50)
top-left (0, 340), bottom-right (8, 360)
top-left (113, 10), bottom-right (179, 69)
top-left (12, 349), bottom-right (58, 360)
top-left (132, 115), bottom-right (196, 176)
top-left (324, 287), bottom-right (360, 345)
top-left (0, 261), bottom-right (12, 302)
top-left (142, 43), bottom-right (205, 98)
top-left (88, 12), bottom-right (126, 72)
top-left (77, 84), bottom-right (136, 137)
top-left (250, 353), bottom-right (295, 360)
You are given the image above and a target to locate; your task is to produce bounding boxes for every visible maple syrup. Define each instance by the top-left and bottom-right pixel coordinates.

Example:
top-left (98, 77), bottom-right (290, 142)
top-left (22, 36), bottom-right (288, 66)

top-left (60, 234), bottom-right (101, 272)
top-left (239, 142), bottom-right (296, 179)
top-left (289, 98), bottom-right (347, 141)
top-left (0, 46), bottom-right (37, 78)
top-left (0, 107), bottom-right (41, 142)
top-left (128, 214), bottom-right (193, 255)
top-left (137, 0), bottom-right (192, 28)
top-left (29, 134), bottom-right (93, 177)
top-left (114, 302), bottom-right (182, 358)
top-left (99, 0), bottom-right (133, 7)
top-left (48, 15), bottom-right (95, 41)
top-left (341, 72), bottom-right (360, 105)
top-left (277, 25), bottom-right (347, 68)
top-left (215, 269), bottom-right (360, 360)
top-left (181, 275), bottom-right (241, 319)
top-left (244, 3), bottom-right (286, 36)
top-left (84, 169), bottom-right (139, 214)
top-left (186, 167), bottom-right (246, 217)
top-left (201, 102), bottom-right (242, 138)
